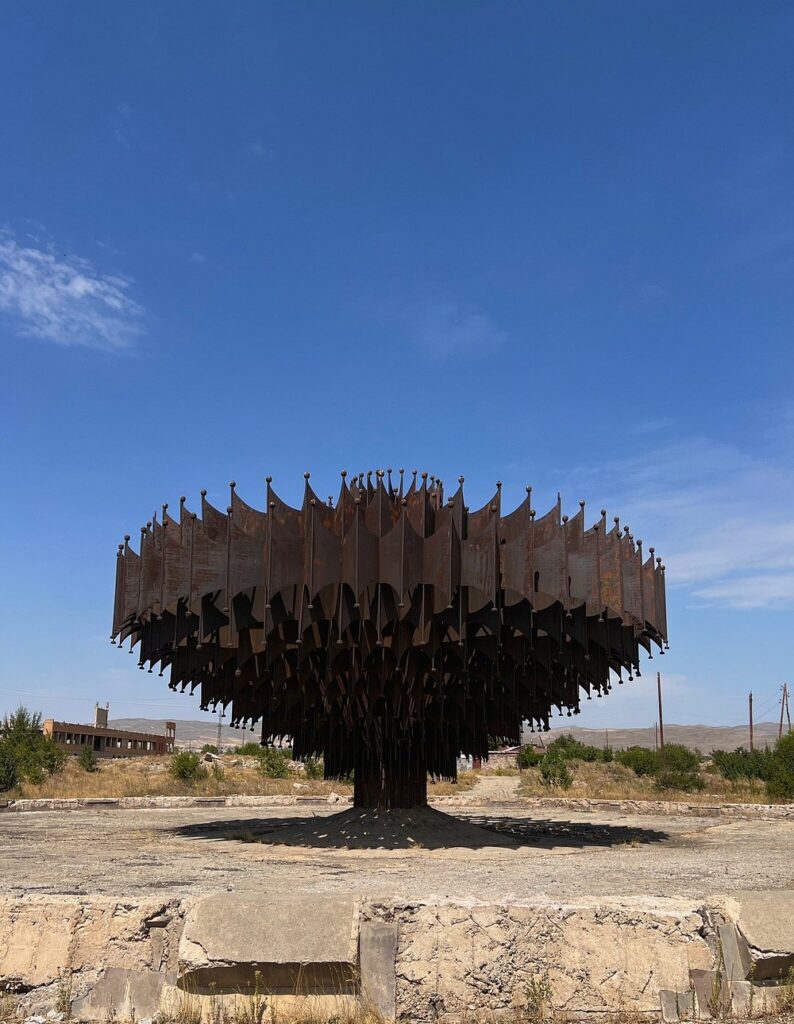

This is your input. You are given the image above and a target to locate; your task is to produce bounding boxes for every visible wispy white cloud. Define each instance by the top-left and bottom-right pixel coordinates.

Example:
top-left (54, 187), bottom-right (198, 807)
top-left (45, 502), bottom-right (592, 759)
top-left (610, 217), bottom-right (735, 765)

top-left (249, 141), bottom-right (276, 161)
top-left (563, 420), bottom-right (794, 610)
top-left (629, 416), bottom-right (675, 435)
top-left (0, 231), bottom-right (143, 351)
top-left (412, 301), bottom-right (506, 360)
top-left (112, 102), bottom-right (133, 149)
top-left (693, 574), bottom-right (794, 609)
top-left (188, 252), bottom-right (207, 264)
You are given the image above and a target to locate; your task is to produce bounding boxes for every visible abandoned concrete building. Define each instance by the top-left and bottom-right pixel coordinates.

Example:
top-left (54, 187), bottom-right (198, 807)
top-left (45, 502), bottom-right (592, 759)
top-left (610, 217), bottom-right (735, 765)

top-left (43, 705), bottom-right (176, 758)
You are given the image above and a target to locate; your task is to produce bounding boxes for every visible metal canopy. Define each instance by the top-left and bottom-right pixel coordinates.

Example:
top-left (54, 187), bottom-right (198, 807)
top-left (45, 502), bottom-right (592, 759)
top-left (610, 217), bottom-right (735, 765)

top-left (111, 470), bottom-right (667, 807)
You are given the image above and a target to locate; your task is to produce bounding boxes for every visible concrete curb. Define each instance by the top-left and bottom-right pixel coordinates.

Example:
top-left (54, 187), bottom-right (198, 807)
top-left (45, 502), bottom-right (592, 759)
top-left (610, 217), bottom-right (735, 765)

top-left (520, 795), bottom-right (794, 819)
top-left (0, 794), bottom-right (354, 812)
top-left (0, 792), bottom-right (791, 817)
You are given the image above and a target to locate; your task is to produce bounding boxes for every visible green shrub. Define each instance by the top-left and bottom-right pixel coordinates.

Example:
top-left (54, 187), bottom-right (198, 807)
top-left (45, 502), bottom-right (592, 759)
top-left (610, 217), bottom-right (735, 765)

top-left (40, 740), bottom-right (67, 777)
top-left (201, 744), bottom-right (218, 755)
top-left (519, 746), bottom-right (544, 768)
top-left (0, 744), bottom-right (18, 792)
top-left (303, 757), bottom-right (324, 779)
top-left (169, 751), bottom-right (207, 782)
top-left (658, 743), bottom-right (701, 773)
top-left (540, 753), bottom-right (572, 789)
top-left (0, 706), bottom-right (66, 785)
top-left (236, 742), bottom-right (264, 756)
top-left (712, 747), bottom-right (772, 782)
top-left (546, 734), bottom-right (612, 763)
top-left (210, 761), bottom-right (225, 782)
top-left (258, 747), bottom-right (289, 778)
top-left (618, 745), bottom-right (658, 776)
top-left (655, 768), bottom-right (705, 793)
top-left (78, 746), bottom-right (99, 773)
top-left (766, 733), bottom-right (794, 800)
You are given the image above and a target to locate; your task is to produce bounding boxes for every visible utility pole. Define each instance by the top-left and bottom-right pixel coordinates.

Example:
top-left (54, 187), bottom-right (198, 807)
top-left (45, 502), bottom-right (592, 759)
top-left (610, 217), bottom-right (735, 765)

top-left (657, 672), bottom-right (665, 749)
top-left (654, 722), bottom-right (658, 752)
top-left (749, 692), bottom-right (754, 752)
top-left (780, 684), bottom-right (788, 740)
top-left (216, 706), bottom-right (224, 755)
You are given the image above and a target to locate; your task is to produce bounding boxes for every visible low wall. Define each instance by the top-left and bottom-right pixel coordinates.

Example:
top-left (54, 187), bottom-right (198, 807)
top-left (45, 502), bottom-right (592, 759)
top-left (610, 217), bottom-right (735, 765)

top-left (0, 894), bottom-right (714, 1021)
top-left (1, 793), bottom-right (792, 819)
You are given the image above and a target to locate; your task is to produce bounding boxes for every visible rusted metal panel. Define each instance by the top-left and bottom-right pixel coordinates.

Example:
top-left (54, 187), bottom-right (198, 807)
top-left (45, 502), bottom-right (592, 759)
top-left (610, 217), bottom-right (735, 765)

top-left (111, 472), bottom-right (668, 803)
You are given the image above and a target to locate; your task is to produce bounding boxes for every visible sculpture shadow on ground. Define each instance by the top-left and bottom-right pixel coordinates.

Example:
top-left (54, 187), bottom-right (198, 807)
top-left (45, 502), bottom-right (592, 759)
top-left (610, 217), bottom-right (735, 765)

top-left (173, 806), bottom-right (670, 851)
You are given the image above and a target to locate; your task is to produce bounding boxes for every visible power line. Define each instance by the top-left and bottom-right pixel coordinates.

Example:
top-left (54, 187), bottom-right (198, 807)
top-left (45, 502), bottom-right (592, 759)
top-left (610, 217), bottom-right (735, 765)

top-left (0, 687), bottom-right (194, 709)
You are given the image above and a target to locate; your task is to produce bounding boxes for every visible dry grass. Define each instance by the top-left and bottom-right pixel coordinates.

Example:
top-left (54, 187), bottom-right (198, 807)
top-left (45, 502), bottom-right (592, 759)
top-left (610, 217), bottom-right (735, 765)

top-left (0, 991), bottom-right (22, 1024)
top-left (428, 770), bottom-right (478, 796)
top-left (8, 756), bottom-right (353, 800)
top-left (517, 759), bottom-right (780, 804)
top-left (7, 758), bottom-right (477, 802)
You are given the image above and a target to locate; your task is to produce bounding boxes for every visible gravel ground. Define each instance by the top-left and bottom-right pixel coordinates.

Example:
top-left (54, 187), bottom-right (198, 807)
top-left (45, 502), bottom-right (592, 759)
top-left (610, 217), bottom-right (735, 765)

top-left (2, 797), bottom-right (792, 905)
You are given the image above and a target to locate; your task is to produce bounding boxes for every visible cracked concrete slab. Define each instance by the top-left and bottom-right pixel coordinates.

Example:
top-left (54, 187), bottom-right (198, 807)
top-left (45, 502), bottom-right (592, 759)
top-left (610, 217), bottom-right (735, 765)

top-left (178, 895), bottom-right (359, 995)
top-left (730, 890), bottom-right (794, 982)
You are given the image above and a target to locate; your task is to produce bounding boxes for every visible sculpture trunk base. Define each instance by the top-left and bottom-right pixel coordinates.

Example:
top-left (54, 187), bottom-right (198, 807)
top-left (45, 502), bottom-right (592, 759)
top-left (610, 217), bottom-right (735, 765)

top-left (352, 731), bottom-right (428, 809)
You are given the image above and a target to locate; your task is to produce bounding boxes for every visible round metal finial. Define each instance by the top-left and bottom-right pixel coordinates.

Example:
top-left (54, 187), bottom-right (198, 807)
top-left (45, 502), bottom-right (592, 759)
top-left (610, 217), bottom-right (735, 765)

top-left (266, 475), bottom-right (272, 483)
top-left (180, 496), bottom-right (186, 504)
top-left (579, 499), bottom-right (585, 508)
top-left (124, 534), bottom-right (130, 542)
top-left (562, 514), bottom-right (568, 523)
top-left (269, 501), bottom-right (275, 509)
top-left (421, 471), bottom-right (428, 480)
top-left (200, 489), bottom-right (207, 497)
top-left (490, 505), bottom-right (497, 513)
top-left (377, 469), bottom-right (384, 478)
top-left (496, 480), bottom-right (502, 489)
top-left (354, 496), bottom-right (361, 505)
top-left (118, 543), bottom-right (124, 551)
top-left (230, 480), bottom-right (236, 489)
top-left (401, 497), bottom-right (407, 506)
top-left (227, 505), bottom-right (232, 514)
top-left (530, 509), bottom-right (536, 518)
top-left (459, 475), bottom-right (465, 484)
top-left (310, 498), bottom-right (316, 506)
top-left (191, 512), bottom-right (197, 520)
top-left (387, 467), bottom-right (393, 474)
top-left (235, 668), bottom-right (242, 678)
top-left (304, 472), bottom-right (310, 480)
top-left (340, 469), bottom-right (347, 478)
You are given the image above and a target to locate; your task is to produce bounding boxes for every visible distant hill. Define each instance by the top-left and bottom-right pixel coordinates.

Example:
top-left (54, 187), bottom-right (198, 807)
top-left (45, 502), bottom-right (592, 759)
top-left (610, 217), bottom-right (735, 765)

top-left (110, 717), bottom-right (258, 750)
top-left (111, 717), bottom-right (784, 753)
top-left (525, 722), bottom-right (781, 753)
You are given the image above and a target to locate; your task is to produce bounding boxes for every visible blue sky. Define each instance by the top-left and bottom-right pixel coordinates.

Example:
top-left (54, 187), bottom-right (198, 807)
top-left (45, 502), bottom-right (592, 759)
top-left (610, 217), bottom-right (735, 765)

top-left (1, 2), bottom-right (792, 731)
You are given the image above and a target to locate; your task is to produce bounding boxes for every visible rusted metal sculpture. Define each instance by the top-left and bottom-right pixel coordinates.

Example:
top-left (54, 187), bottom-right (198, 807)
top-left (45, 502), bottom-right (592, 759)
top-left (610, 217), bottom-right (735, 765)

top-left (111, 471), bottom-right (667, 808)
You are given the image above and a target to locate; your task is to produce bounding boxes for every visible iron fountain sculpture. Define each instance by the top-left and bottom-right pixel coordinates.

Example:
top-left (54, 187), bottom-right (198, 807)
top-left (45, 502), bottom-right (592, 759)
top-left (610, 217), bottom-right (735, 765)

top-left (111, 471), bottom-right (667, 809)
